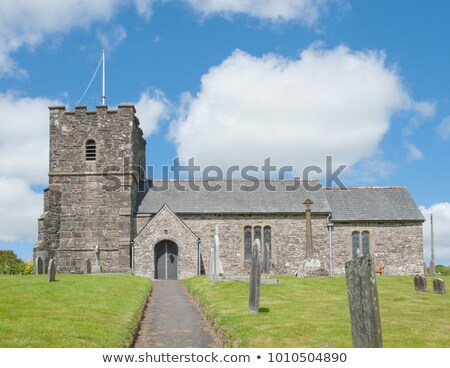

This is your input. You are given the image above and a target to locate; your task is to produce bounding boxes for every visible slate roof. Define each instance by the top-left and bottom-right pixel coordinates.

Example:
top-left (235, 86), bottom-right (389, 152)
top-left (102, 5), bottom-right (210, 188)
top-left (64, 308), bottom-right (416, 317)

top-left (135, 180), bottom-right (331, 214)
top-left (324, 187), bottom-right (425, 222)
top-left (135, 181), bottom-right (424, 222)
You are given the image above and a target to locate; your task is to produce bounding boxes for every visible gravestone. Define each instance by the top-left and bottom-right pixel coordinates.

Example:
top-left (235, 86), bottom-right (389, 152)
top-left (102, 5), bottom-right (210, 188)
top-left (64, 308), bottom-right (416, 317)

top-left (47, 259), bottom-right (56, 282)
top-left (249, 239), bottom-right (261, 313)
top-left (91, 246), bottom-right (102, 274)
top-left (213, 225), bottom-right (224, 282)
top-left (208, 248), bottom-right (215, 278)
top-left (345, 255), bottom-right (383, 348)
top-left (83, 258), bottom-right (91, 274)
top-left (414, 275), bottom-right (427, 292)
top-left (433, 278), bottom-right (446, 294)
top-left (35, 256), bottom-right (44, 275)
top-left (423, 261), bottom-right (427, 276)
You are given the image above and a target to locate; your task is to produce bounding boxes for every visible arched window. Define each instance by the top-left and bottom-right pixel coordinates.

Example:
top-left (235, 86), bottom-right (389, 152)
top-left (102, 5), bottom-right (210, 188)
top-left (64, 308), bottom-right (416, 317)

top-left (244, 226), bottom-right (252, 261)
top-left (362, 231), bottom-right (370, 256)
top-left (352, 231), bottom-right (360, 259)
top-left (263, 226), bottom-right (272, 273)
top-left (85, 139), bottom-right (96, 161)
top-left (254, 226), bottom-right (261, 242)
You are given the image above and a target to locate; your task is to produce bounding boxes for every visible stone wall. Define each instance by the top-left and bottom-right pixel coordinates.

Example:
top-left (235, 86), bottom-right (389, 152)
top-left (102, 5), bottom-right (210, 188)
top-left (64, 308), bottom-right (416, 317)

top-left (34, 105), bottom-right (146, 273)
top-left (133, 206), bottom-right (199, 278)
top-left (331, 222), bottom-right (424, 276)
top-left (135, 212), bottom-right (330, 277)
top-left (134, 213), bottom-right (424, 278)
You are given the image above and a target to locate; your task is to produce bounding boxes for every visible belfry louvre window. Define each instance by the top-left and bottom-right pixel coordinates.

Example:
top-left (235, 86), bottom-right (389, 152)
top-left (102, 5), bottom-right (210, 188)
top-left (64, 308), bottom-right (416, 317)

top-left (85, 139), bottom-right (96, 161)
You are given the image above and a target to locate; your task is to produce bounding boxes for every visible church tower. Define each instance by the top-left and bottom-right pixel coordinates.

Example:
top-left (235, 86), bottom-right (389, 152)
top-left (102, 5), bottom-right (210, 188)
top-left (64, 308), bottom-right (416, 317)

top-left (34, 105), bottom-right (146, 273)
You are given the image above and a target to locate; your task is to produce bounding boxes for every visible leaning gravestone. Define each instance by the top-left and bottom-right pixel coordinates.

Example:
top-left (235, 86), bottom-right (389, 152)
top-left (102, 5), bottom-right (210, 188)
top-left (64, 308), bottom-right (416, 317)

top-left (414, 275), bottom-right (427, 292)
top-left (433, 278), bottom-right (446, 294)
top-left (345, 255), bottom-right (383, 348)
top-left (35, 256), bottom-right (44, 275)
top-left (47, 259), bottom-right (56, 282)
top-left (249, 239), bottom-right (261, 313)
top-left (83, 258), bottom-right (91, 274)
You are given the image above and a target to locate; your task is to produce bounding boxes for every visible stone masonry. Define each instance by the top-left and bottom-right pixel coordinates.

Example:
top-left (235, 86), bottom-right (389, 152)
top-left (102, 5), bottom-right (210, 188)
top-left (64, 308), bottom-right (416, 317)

top-left (34, 105), bottom-right (145, 273)
top-left (34, 104), bottom-right (425, 279)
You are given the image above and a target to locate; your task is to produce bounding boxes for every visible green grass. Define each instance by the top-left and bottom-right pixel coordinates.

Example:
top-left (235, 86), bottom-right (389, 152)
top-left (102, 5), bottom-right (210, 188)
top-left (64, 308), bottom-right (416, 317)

top-left (0, 274), bottom-right (151, 347)
top-left (183, 275), bottom-right (450, 348)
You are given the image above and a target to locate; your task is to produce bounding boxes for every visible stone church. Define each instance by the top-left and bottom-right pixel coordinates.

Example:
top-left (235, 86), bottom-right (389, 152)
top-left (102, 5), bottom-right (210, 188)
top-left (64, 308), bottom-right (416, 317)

top-left (34, 105), bottom-right (425, 278)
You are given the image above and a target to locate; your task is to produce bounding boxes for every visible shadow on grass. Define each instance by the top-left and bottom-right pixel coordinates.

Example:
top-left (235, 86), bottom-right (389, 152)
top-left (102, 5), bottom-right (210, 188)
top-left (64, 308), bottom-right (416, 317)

top-left (259, 307), bottom-right (270, 313)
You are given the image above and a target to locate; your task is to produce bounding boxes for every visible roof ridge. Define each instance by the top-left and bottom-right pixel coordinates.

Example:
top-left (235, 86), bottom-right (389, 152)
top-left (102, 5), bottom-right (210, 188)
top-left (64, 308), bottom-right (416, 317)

top-left (325, 186), bottom-right (407, 190)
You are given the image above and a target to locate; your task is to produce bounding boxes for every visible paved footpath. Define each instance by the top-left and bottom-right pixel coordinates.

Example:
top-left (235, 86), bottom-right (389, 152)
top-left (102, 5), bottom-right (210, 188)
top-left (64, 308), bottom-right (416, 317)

top-left (133, 280), bottom-right (219, 348)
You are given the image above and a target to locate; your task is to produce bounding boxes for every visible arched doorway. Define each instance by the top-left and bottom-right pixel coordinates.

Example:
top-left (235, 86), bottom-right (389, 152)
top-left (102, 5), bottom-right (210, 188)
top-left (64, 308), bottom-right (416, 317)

top-left (154, 241), bottom-right (178, 279)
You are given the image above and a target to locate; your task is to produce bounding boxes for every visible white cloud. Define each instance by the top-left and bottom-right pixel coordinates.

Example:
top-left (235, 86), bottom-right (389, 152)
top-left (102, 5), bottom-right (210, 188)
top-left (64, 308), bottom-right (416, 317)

top-left (437, 115), bottom-right (450, 140)
top-left (133, 0), bottom-right (156, 20)
top-left (0, 178), bottom-right (42, 243)
top-left (96, 24), bottom-right (127, 52)
top-left (169, 46), bottom-right (433, 176)
top-left (134, 90), bottom-right (171, 137)
top-left (0, 0), bottom-right (156, 76)
top-left (0, 92), bottom-right (60, 244)
top-left (185, 0), bottom-right (348, 25)
top-left (0, 92), bottom-right (61, 183)
top-left (420, 203), bottom-right (450, 266)
top-left (405, 143), bottom-right (424, 161)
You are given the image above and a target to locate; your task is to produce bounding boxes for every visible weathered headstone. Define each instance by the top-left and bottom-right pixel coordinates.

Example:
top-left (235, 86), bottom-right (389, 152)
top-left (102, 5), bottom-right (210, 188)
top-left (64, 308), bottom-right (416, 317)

top-left (47, 259), bottom-right (56, 282)
top-left (423, 260), bottom-right (427, 276)
top-left (213, 225), bottom-right (224, 282)
top-left (83, 258), bottom-right (91, 274)
top-left (433, 278), bottom-right (446, 294)
top-left (345, 255), bottom-right (383, 348)
top-left (35, 256), bottom-right (44, 275)
top-left (208, 248), bottom-right (215, 277)
top-left (414, 275), bottom-right (427, 292)
top-left (92, 245), bottom-right (102, 274)
top-left (249, 239), bottom-right (261, 313)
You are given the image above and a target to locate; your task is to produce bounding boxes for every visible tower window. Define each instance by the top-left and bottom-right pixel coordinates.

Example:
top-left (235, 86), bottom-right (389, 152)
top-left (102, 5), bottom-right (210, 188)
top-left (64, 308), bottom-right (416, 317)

top-left (85, 139), bottom-right (96, 161)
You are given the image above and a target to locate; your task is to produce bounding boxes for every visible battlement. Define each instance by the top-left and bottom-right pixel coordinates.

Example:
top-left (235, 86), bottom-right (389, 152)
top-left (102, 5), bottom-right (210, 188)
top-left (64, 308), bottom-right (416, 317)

top-left (49, 104), bottom-right (136, 116)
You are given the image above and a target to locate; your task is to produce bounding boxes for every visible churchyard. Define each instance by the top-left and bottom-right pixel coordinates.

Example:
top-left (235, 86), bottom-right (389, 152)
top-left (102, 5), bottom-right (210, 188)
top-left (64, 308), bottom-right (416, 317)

top-left (184, 274), bottom-right (450, 348)
top-left (0, 272), bottom-right (448, 348)
top-left (0, 274), bottom-right (151, 348)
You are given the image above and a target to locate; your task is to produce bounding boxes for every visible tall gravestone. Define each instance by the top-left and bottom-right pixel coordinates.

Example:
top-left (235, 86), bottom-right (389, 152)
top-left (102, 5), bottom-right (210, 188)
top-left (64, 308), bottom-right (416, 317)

top-left (35, 256), bottom-right (44, 275)
top-left (345, 255), bottom-right (383, 348)
top-left (433, 278), bottom-right (446, 294)
top-left (414, 275), bottom-right (427, 292)
top-left (91, 246), bottom-right (102, 274)
top-left (208, 248), bottom-right (215, 278)
top-left (249, 239), bottom-right (261, 313)
top-left (47, 259), bottom-right (56, 282)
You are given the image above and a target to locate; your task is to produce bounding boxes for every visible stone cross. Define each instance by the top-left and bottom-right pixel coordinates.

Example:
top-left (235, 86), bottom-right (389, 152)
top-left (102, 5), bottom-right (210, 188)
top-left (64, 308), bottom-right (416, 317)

top-left (414, 275), bottom-right (427, 292)
top-left (433, 278), bottom-right (446, 294)
top-left (249, 239), bottom-right (261, 313)
top-left (83, 258), bottom-right (91, 274)
top-left (92, 246), bottom-right (102, 274)
top-left (303, 198), bottom-right (314, 259)
top-left (47, 259), bottom-right (56, 282)
top-left (345, 255), bottom-right (383, 348)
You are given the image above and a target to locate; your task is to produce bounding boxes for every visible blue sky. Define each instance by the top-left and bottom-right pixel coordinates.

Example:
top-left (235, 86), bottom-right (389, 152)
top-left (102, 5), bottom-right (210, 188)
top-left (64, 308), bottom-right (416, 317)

top-left (0, 0), bottom-right (449, 265)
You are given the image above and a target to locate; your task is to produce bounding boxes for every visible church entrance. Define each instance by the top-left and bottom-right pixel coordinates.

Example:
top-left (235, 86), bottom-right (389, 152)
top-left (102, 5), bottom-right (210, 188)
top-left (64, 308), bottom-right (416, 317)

top-left (154, 241), bottom-right (178, 279)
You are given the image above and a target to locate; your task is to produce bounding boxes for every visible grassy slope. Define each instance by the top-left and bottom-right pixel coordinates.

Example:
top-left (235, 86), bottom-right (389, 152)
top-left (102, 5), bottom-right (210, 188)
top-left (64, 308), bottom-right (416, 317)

top-left (184, 275), bottom-right (450, 348)
top-left (0, 274), bottom-right (151, 348)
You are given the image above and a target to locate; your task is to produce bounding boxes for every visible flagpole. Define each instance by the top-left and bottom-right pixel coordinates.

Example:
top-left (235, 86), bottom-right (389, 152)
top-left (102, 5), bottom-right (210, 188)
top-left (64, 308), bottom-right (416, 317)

top-left (102, 50), bottom-right (106, 105)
